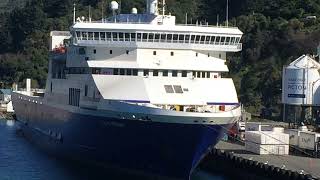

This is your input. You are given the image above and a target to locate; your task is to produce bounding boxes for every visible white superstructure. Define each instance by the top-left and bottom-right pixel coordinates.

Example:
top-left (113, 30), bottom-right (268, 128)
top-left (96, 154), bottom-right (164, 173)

top-left (44, 0), bottom-right (243, 124)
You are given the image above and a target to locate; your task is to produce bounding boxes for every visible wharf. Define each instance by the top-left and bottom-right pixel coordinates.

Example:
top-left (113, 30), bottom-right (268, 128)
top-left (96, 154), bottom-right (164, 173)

top-left (214, 140), bottom-right (320, 179)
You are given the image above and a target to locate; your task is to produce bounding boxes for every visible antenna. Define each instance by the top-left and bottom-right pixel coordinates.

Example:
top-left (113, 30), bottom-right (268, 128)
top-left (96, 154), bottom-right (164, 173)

top-left (226, 0), bottom-right (229, 27)
top-left (73, 3), bottom-right (76, 24)
top-left (216, 14), bottom-right (219, 26)
top-left (101, 0), bottom-right (104, 23)
top-left (89, 5), bottom-right (92, 22)
top-left (185, 13), bottom-right (188, 25)
top-left (162, 0), bottom-right (165, 16)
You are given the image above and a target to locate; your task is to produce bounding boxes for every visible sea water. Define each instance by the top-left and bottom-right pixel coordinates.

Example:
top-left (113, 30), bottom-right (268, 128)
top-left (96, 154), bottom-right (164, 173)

top-left (0, 119), bottom-right (225, 180)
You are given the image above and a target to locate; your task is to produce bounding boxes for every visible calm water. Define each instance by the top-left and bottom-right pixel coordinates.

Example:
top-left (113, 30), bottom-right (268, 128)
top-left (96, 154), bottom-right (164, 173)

top-left (0, 119), bottom-right (225, 180)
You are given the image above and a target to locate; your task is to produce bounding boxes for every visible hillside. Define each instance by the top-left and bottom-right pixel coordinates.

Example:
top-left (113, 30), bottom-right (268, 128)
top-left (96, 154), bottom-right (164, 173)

top-left (0, 0), bottom-right (26, 13)
top-left (0, 0), bottom-right (320, 114)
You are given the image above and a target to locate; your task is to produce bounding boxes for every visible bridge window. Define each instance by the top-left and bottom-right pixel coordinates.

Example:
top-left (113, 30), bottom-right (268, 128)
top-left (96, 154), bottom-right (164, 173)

top-left (155, 33), bottom-right (160, 42)
top-left (143, 33), bottom-right (148, 41)
top-left (100, 32), bottom-right (106, 41)
top-left (205, 36), bottom-right (211, 44)
top-left (216, 36), bottom-right (221, 44)
top-left (137, 33), bottom-right (142, 41)
top-left (125, 33), bottom-right (130, 41)
top-left (182, 71), bottom-right (187, 77)
top-left (119, 33), bottom-right (124, 41)
top-left (163, 70), bottom-right (168, 77)
top-left (94, 32), bottom-right (99, 40)
top-left (112, 32), bottom-right (118, 41)
top-left (200, 36), bottom-right (205, 44)
top-left (230, 37), bottom-right (235, 45)
top-left (143, 69), bottom-right (149, 76)
top-left (133, 69), bottom-right (138, 76)
top-left (167, 34), bottom-right (173, 42)
top-left (120, 69), bottom-right (125, 75)
top-left (106, 32), bottom-right (111, 41)
top-left (172, 70), bottom-right (178, 77)
top-left (173, 34), bottom-right (178, 42)
top-left (88, 32), bottom-right (93, 40)
top-left (179, 34), bottom-right (184, 43)
top-left (191, 35), bottom-right (196, 43)
top-left (148, 33), bottom-right (154, 42)
top-left (185, 35), bottom-right (190, 43)
top-left (160, 34), bottom-right (166, 42)
top-left (131, 33), bottom-right (136, 41)
top-left (113, 69), bottom-right (119, 75)
top-left (195, 35), bottom-right (200, 43)
top-left (220, 37), bottom-right (225, 44)
top-left (153, 70), bottom-right (159, 76)
top-left (126, 69), bottom-right (132, 75)
top-left (225, 37), bottom-right (230, 45)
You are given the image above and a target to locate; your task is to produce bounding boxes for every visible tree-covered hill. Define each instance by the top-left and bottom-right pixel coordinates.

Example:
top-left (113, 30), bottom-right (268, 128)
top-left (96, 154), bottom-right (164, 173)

top-left (0, 0), bottom-right (320, 114)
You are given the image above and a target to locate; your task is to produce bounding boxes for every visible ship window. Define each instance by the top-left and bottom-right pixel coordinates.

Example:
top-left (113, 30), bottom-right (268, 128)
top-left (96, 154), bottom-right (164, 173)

top-left (225, 37), bottom-right (230, 45)
top-left (185, 35), bottom-right (190, 43)
top-left (93, 49), bottom-right (96, 54)
top-left (137, 33), bottom-right (142, 41)
top-left (191, 35), bottom-right (195, 43)
top-left (163, 70), bottom-right (168, 77)
top-left (92, 68), bottom-right (101, 74)
top-left (206, 72), bottom-right (210, 78)
top-left (173, 34), bottom-right (178, 42)
top-left (210, 36), bottom-right (216, 44)
top-left (79, 48), bottom-right (86, 55)
top-left (220, 37), bottom-right (226, 44)
top-left (196, 52), bottom-right (198, 57)
top-left (164, 85), bottom-right (174, 93)
top-left (200, 36), bottom-right (205, 43)
top-left (205, 36), bottom-right (210, 44)
top-left (216, 36), bottom-right (221, 44)
top-left (133, 69), bottom-right (138, 76)
top-left (88, 32), bottom-right (93, 40)
top-left (153, 51), bottom-right (156, 55)
top-left (125, 33), bottom-right (130, 41)
top-left (195, 35), bottom-right (200, 43)
top-left (131, 33), bottom-right (136, 41)
top-left (178, 34), bottom-right (184, 42)
top-left (126, 69), bottom-right (132, 75)
top-left (82, 32), bottom-right (88, 40)
top-left (69, 88), bottom-right (80, 107)
top-left (120, 69), bottom-right (125, 75)
top-left (171, 51), bottom-right (174, 56)
top-left (50, 82), bottom-right (52, 92)
top-left (192, 71), bottom-right (196, 77)
top-left (182, 71), bottom-right (187, 77)
top-left (142, 33), bottom-right (148, 41)
top-left (148, 33), bottom-right (154, 42)
top-left (126, 50), bottom-right (129, 54)
top-left (112, 32), bottom-right (118, 41)
top-left (113, 69), bottom-right (119, 75)
top-left (197, 72), bottom-right (201, 78)
top-left (160, 34), bottom-right (166, 42)
top-left (100, 32), bottom-right (106, 41)
top-left (155, 33), bottom-right (160, 41)
top-left (207, 53), bottom-right (210, 57)
top-left (110, 50), bottom-right (113, 54)
top-left (143, 69), bottom-right (149, 76)
top-left (230, 37), bottom-right (235, 45)
top-left (84, 85), bottom-right (88, 96)
top-left (173, 85), bottom-right (183, 93)
top-left (94, 32), bottom-right (99, 40)
top-left (119, 33), bottom-right (124, 41)
top-left (201, 72), bottom-right (206, 78)
top-left (153, 70), bottom-right (159, 76)
top-left (167, 34), bottom-right (172, 42)
top-left (106, 32), bottom-right (111, 41)
top-left (172, 70), bottom-right (178, 77)
top-left (219, 54), bottom-right (221, 58)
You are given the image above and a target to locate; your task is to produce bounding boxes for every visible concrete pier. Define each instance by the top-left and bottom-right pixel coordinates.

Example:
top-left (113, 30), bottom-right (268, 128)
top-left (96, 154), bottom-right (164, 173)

top-left (210, 140), bottom-right (320, 179)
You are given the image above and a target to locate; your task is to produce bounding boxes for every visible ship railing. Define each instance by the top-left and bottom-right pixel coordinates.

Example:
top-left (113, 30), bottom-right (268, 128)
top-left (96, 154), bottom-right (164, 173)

top-left (150, 104), bottom-right (241, 113)
top-left (81, 20), bottom-right (240, 29)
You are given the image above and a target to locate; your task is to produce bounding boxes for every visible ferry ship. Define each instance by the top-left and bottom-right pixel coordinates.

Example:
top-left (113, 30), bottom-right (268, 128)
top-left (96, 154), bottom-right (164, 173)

top-left (12, 1), bottom-right (243, 179)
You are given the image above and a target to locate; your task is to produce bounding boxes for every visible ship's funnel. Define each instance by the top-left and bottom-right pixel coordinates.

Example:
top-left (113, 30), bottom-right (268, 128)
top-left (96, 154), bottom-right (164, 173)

top-left (146, 0), bottom-right (158, 15)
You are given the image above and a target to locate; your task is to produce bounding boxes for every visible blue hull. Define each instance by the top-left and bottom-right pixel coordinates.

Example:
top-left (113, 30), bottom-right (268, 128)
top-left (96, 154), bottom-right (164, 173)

top-left (13, 98), bottom-right (227, 180)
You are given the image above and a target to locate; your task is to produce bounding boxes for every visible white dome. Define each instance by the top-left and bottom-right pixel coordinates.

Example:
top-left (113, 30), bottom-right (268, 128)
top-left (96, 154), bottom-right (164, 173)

top-left (131, 8), bottom-right (138, 14)
top-left (110, 1), bottom-right (119, 10)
